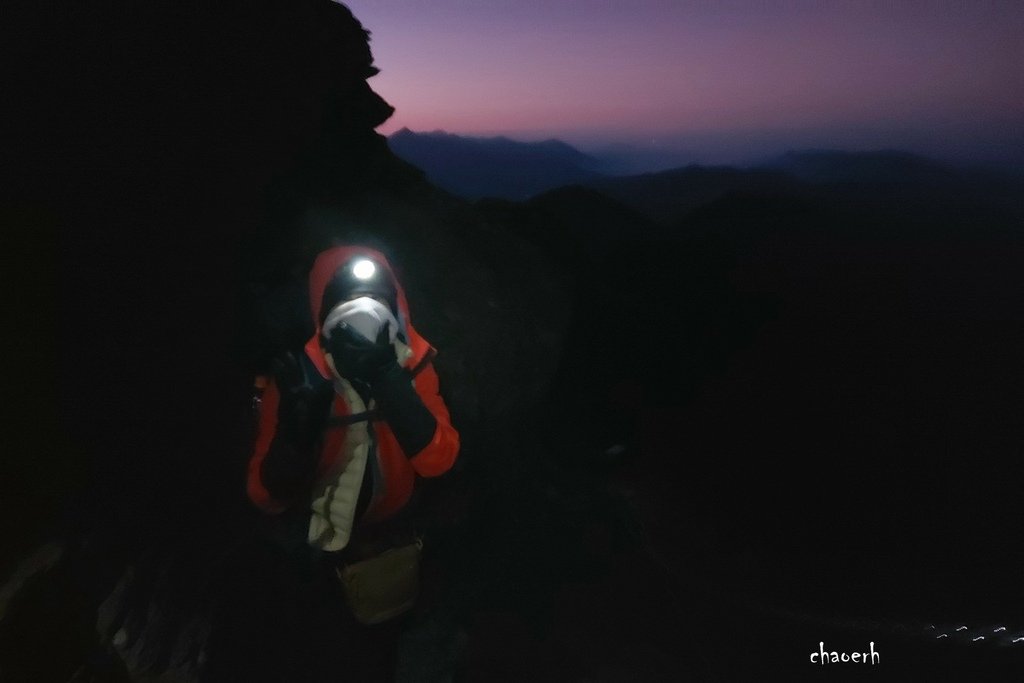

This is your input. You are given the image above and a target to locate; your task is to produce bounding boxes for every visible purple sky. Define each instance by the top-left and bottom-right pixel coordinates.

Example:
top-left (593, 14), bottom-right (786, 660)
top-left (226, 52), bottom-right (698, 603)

top-left (343, 1), bottom-right (1023, 168)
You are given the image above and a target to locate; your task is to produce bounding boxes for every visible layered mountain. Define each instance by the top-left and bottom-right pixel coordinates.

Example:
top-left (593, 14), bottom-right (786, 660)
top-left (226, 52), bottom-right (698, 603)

top-left (765, 148), bottom-right (986, 185)
top-left (389, 130), bottom-right (1022, 224)
top-left (387, 128), bottom-right (604, 200)
top-left (586, 149), bottom-right (1022, 225)
top-left (585, 164), bottom-right (800, 224)
top-left (760, 149), bottom-right (1023, 210)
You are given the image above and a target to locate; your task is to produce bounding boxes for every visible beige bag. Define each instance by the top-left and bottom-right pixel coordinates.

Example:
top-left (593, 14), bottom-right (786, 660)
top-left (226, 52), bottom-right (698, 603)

top-left (336, 538), bottom-right (423, 625)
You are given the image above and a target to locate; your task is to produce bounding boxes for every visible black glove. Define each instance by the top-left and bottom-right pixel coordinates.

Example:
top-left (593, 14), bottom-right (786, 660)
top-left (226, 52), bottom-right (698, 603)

top-left (373, 363), bottom-right (438, 457)
top-left (326, 321), bottom-right (399, 384)
top-left (325, 323), bottom-right (437, 457)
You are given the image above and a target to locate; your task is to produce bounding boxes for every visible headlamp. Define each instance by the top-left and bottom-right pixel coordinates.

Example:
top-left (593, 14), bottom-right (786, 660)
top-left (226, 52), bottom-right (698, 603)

top-left (320, 255), bottom-right (397, 325)
top-left (352, 258), bottom-right (376, 281)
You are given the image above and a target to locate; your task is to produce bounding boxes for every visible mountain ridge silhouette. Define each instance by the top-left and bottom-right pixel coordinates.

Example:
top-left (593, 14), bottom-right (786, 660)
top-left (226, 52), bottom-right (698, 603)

top-left (388, 130), bottom-right (1022, 221)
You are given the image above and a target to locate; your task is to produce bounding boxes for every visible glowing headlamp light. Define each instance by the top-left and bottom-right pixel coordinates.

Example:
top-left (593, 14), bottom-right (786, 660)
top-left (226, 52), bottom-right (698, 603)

top-left (352, 258), bottom-right (376, 281)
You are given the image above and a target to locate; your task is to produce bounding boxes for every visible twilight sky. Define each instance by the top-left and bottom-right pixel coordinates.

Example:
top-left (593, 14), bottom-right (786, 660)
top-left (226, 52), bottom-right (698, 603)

top-left (342, 0), bottom-right (1023, 168)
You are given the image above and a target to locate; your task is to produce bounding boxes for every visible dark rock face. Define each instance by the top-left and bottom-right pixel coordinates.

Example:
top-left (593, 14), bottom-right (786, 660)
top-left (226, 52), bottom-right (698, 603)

top-left (465, 141), bottom-right (1024, 674)
top-left (9, 1), bottom-right (412, 549)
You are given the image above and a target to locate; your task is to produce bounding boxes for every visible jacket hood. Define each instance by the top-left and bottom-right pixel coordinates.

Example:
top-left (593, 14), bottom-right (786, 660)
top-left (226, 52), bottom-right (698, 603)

top-left (304, 245), bottom-right (431, 379)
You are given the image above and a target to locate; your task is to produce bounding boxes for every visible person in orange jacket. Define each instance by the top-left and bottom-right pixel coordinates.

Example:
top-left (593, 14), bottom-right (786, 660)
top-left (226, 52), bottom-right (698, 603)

top-left (247, 245), bottom-right (460, 557)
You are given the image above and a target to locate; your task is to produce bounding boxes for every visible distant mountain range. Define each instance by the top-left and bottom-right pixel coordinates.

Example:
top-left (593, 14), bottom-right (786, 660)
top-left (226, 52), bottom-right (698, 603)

top-left (387, 128), bottom-right (603, 201)
top-left (387, 129), bottom-right (1022, 223)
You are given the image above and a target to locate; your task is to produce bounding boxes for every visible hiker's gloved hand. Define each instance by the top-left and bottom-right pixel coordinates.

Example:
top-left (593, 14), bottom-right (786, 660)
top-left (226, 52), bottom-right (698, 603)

top-left (326, 321), bottom-right (398, 385)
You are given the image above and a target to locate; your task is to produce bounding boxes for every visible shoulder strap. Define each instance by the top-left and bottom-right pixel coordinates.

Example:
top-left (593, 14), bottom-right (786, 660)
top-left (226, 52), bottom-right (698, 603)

top-left (326, 410), bottom-right (378, 428)
top-left (408, 347), bottom-right (437, 378)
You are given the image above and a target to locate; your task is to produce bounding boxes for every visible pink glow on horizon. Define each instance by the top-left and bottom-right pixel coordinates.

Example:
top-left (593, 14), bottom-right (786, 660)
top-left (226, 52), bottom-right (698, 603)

top-left (341, 1), bottom-right (1023, 161)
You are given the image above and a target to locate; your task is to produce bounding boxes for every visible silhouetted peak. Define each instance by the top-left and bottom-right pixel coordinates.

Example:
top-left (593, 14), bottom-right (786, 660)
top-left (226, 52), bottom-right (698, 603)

top-left (389, 129), bottom-right (596, 163)
top-left (387, 129), bottom-right (603, 200)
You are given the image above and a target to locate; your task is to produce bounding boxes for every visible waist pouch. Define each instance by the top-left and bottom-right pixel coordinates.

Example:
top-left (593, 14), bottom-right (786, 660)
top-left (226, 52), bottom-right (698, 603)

top-left (336, 537), bottom-right (422, 625)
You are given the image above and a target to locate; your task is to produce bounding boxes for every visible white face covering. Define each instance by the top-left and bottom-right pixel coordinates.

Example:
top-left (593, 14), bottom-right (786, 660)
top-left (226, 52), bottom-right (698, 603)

top-left (321, 296), bottom-right (399, 344)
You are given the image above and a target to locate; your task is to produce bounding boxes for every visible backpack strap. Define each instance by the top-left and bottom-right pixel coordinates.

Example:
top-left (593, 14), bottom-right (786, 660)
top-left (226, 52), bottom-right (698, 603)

top-left (326, 410), bottom-right (378, 428)
top-left (408, 347), bottom-right (437, 378)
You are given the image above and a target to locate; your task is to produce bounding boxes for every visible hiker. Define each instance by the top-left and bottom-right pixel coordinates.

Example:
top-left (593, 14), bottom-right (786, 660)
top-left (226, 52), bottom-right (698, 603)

top-left (247, 244), bottom-right (460, 624)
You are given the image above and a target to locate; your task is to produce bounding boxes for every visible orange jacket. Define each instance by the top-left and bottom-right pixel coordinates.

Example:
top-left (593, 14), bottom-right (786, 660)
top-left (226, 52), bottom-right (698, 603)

top-left (247, 246), bottom-right (460, 525)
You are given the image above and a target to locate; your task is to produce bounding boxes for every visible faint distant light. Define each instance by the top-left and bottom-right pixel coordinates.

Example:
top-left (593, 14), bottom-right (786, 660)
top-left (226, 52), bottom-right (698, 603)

top-left (956, 626), bottom-right (968, 631)
top-left (353, 259), bottom-right (376, 280)
top-left (994, 627), bottom-right (1006, 633)
top-left (925, 625), bottom-right (935, 630)
top-left (973, 636), bottom-right (985, 642)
